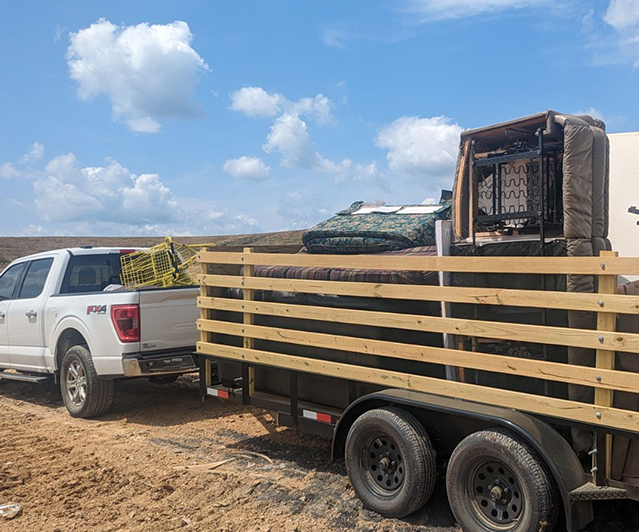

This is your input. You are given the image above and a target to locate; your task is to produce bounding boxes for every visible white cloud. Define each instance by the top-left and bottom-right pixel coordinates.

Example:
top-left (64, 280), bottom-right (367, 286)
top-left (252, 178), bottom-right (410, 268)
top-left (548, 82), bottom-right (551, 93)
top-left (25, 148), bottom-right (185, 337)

top-left (67, 19), bottom-right (209, 133)
top-left (604, 0), bottom-right (639, 67)
top-left (276, 191), bottom-right (329, 230)
top-left (263, 113), bottom-right (319, 168)
top-left (233, 86), bottom-right (380, 184)
top-left (575, 107), bottom-right (606, 121)
top-left (230, 86), bottom-right (335, 125)
top-left (0, 162), bottom-right (21, 179)
top-left (376, 115), bottom-right (462, 178)
top-left (262, 113), bottom-right (352, 175)
top-left (24, 153), bottom-right (260, 236)
top-left (230, 87), bottom-right (286, 118)
top-left (223, 156), bottom-right (271, 180)
top-left (404, 0), bottom-right (548, 21)
top-left (605, 0), bottom-right (639, 31)
top-left (21, 142), bottom-right (44, 163)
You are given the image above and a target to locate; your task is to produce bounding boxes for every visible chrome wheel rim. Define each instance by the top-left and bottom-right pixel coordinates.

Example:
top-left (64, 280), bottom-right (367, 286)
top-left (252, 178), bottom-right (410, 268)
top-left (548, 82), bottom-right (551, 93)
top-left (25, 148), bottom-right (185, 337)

top-left (66, 360), bottom-right (87, 406)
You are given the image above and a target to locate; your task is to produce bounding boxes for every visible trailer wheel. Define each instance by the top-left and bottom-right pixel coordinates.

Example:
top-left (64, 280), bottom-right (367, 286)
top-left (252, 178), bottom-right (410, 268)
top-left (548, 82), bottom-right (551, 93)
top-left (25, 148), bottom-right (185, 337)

top-left (60, 345), bottom-right (114, 419)
top-left (446, 429), bottom-right (558, 532)
top-left (345, 406), bottom-right (436, 518)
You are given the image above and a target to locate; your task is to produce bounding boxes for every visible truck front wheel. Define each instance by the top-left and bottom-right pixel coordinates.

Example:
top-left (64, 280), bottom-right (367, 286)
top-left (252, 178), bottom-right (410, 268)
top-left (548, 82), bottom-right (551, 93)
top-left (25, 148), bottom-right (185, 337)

top-left (345, 406), bottom-right (436, 518)
top-left (446, 429), bottom-right (558, 532)
top-left (60, 345), bottom-right (114, 418)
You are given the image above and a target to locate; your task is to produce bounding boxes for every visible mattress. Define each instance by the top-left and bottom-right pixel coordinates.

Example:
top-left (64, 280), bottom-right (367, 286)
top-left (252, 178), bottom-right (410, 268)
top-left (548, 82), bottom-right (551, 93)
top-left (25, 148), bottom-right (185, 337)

top-left (302, 200), bottom-right (451, 254)
top-left (255, 246), bottom-right (439, 285)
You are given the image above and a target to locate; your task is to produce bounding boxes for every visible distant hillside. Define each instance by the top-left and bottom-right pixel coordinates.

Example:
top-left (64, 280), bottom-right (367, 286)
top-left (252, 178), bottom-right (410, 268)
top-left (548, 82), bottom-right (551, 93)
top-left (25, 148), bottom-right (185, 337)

top-left (0, 230), bottom-right (305, 272)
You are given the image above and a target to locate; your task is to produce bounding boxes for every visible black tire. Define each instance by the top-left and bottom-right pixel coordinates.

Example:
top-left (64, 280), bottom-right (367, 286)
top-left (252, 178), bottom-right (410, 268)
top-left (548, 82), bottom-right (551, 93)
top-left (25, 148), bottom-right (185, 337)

top-left (446, 429), bottom-right (558, 532)
top-left (149, 374), bottom-right (179, 385)
top-left (345, 406), bottom-right (436, 518)
top-left (60, 345), bottom-right (114, 418)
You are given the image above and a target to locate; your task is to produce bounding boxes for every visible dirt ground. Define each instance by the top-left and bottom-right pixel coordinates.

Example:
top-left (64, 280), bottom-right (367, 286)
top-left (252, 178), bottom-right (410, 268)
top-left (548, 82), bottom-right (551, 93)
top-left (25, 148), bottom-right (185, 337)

top-left (0, 375), bottom-right (458, 532)
top-left (0, 376), bottom-right (637, 532)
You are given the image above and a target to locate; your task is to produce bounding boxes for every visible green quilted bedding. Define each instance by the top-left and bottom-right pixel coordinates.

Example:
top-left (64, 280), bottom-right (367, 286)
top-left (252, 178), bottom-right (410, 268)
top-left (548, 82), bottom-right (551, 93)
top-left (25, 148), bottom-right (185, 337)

top-left (302, 200), bottom-right (451, 254)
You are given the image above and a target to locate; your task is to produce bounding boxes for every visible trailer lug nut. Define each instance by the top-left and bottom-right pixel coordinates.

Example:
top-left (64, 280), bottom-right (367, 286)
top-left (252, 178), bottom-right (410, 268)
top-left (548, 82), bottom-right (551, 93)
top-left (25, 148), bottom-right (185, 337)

top-left (501, 499), bottom-right (507, 504)
top-left (495, 479), bottom-right (500, 485)
top-left (504, 487), bottom-right (509, 493)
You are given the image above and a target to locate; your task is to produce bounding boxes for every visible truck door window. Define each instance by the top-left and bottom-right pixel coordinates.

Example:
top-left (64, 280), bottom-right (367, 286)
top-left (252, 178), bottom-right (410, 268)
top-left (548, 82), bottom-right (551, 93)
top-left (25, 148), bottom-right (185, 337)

top-left (18, 258), bottom-right (54, 299)
top-left (0, 263), bottom-right (27, 301)
top-left (60, 255), bottom-right (124, 294)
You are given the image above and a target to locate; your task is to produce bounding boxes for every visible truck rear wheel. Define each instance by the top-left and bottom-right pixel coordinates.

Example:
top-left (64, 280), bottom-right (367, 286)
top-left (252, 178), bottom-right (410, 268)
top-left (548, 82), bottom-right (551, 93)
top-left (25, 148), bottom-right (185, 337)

top-left (345, 406), bottom-right (436, 518)
top-left (60, 345), bottom-right (114, 419)
top-left (446, 429), bottom-right (558, 532)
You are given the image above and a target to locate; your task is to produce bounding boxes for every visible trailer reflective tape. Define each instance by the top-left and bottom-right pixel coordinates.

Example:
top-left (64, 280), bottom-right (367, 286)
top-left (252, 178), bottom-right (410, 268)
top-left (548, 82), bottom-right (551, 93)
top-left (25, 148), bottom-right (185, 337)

top-left (302, 409), bottom-right (332, 424)
top-left (207, 387), bottom-right (229, 399)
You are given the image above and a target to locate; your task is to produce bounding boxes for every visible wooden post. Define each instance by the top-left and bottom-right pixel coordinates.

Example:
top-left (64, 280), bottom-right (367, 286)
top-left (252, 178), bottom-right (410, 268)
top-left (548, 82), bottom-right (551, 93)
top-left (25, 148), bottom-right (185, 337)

top-left (595, 250), bottom-right (618, 481)
top-left (198, 250), bottom-right (212, 392)
top-left (243, 248), bottom-right (255, 397)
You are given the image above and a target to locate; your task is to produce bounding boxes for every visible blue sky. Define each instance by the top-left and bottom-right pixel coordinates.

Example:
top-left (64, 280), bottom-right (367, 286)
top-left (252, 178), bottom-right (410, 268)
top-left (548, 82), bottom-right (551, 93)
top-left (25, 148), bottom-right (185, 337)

top-left (1, 0), bottom-right (638, 236)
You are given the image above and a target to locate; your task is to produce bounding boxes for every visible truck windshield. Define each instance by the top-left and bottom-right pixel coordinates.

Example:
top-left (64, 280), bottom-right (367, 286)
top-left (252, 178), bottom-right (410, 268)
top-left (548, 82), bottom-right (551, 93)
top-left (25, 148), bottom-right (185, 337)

top-left (60, 254), bottom-right (127, 294)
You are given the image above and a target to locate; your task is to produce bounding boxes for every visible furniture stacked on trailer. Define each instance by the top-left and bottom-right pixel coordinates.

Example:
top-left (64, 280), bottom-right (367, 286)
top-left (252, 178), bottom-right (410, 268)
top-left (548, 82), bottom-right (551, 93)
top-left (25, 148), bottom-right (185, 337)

top-left (196, 112), bottom-right (639, 532)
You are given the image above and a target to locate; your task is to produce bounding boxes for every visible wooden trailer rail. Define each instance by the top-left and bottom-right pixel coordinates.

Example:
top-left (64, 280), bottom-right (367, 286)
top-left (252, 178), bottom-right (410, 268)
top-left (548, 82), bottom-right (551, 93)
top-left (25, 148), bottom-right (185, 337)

top-left (196, 249), bottom-right (639, 475)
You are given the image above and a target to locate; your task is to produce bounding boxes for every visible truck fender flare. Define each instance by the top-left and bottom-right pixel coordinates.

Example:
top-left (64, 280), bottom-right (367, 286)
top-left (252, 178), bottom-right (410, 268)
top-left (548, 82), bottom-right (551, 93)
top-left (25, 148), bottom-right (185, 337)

top-left (331, 388), bottom-right (592, 532)
top-left (51, 317), bottom-right (96, 368)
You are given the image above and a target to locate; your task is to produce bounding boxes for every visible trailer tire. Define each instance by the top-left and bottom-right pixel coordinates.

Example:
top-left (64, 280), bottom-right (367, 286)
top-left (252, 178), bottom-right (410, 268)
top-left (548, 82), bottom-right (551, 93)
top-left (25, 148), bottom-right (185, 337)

top-left (60, 345), bottom-right (114, 419)
top-left (345, 406), bottom-right (436, 518)
top-left (446, 428), bottom-right (558, 532)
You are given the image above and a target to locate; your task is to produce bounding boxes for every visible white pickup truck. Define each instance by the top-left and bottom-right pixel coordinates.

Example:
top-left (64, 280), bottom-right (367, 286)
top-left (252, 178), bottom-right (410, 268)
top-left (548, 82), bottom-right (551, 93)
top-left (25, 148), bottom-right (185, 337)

top-left (0, 247), bottom-right (199, 418)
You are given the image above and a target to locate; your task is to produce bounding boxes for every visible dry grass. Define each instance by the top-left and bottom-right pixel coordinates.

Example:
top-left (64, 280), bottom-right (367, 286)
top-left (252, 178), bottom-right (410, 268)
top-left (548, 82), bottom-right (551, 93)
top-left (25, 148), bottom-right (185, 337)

top-left (0, 230), bottom-right (305, 272)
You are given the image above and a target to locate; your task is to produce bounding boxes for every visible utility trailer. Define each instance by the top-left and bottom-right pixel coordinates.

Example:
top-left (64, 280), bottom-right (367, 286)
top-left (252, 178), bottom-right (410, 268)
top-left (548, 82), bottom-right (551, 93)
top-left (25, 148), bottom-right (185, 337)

top-left (196, 112), bottom-right (639, 532)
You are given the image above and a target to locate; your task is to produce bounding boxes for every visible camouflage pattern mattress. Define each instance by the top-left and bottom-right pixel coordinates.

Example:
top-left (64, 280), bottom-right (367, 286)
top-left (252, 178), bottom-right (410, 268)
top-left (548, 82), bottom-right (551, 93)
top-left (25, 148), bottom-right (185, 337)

top-left (302, 200), bottom-right (451, 254)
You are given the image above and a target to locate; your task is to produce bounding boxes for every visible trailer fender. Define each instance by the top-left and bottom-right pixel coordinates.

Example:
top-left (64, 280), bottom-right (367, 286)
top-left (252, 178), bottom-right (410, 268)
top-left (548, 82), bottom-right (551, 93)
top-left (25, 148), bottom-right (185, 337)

top-left (332, 388), bottom-right (592, 532)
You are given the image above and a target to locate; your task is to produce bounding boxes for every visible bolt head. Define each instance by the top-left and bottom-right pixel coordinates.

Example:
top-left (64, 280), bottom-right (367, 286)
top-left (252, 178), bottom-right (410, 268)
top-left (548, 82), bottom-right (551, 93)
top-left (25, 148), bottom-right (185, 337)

top-left (596, 412), bottom-right (602, 419)
top-left (599, 300), bottom-right (605, 307)
top-left (598, 335), bottom-right (604, 343)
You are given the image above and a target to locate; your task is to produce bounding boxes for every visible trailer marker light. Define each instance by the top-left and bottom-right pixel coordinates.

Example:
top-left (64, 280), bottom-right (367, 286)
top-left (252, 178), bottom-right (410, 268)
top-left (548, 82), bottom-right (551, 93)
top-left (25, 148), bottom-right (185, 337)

top-left (302, 409), bottom-right (332, 424)
top-left (207, 387), bottom-right (229, 399)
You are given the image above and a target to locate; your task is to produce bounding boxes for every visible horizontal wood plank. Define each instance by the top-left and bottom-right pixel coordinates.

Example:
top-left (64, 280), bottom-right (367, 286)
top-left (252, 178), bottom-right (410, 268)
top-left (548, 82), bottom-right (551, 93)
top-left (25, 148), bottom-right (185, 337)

top-left (198, 297), bottom-right (639, 354)
top-left (198, 318), bottom-right (639, 393)
top-left (198, 251), bottom-right (639, 276)
top-left (198, 274), bottom-right (639, 315)
top-left (197, 341), bottom-right (639, 433)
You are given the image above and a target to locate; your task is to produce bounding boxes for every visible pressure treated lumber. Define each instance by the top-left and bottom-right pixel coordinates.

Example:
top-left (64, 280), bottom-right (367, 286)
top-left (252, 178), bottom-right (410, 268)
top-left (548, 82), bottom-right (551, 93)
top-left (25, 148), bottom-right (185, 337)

top-left (197, 297), bottom-right (639, 354)
top-left (197, 318), bottom-right (639, 393)
top-left (198, 251), bottom-right (639, 276)
top-left (198, 274), bottom-right (639, 315)
top-left (196, 341), bottom-right (639, 433)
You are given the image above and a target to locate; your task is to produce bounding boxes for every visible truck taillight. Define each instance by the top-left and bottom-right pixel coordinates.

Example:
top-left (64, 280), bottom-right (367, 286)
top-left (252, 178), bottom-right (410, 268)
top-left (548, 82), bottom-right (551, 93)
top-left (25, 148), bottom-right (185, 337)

top-left (111, 304), bottom-right (140, 343)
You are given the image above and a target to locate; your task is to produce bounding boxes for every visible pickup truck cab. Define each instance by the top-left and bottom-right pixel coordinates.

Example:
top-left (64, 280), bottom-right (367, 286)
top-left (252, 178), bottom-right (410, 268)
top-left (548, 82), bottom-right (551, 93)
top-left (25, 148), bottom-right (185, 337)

top-left (0, 247), bottom-right (198, 418)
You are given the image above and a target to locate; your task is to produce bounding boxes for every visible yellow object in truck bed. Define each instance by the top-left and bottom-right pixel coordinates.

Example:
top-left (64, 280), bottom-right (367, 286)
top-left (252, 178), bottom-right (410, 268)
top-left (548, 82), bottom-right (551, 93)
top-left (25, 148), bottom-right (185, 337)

top-left (119, 237), bottom-right (203, 290)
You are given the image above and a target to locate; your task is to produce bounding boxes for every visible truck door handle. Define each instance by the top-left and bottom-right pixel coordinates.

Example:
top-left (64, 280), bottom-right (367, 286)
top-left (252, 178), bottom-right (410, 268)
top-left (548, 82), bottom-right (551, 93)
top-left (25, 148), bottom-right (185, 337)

top-left (25, 310), bottom-right (37, 318)
top-left (0, 311), bottom-right (4, 319)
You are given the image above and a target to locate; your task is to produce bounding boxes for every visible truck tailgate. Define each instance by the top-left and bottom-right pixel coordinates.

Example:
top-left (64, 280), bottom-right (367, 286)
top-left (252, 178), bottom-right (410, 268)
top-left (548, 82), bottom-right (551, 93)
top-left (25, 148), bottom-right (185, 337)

top-left (138, 288), bottom-right (199, 352)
